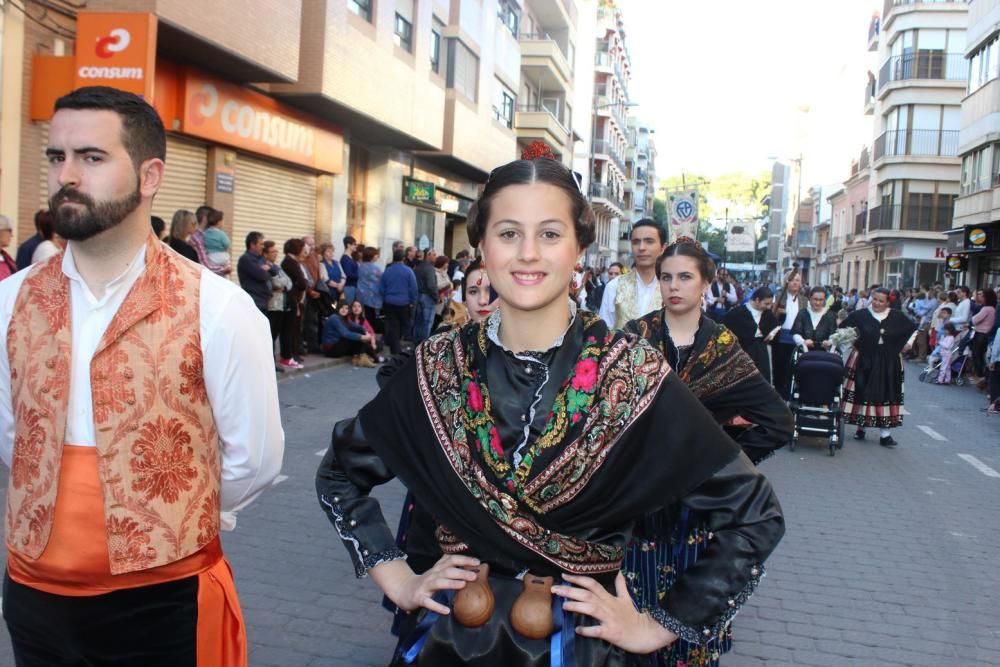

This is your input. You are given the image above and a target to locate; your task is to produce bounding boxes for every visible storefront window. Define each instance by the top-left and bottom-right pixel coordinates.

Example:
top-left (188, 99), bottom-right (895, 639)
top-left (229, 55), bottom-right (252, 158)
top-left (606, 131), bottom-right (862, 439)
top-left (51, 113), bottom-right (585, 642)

top-left (415, 210), bottom-right (435, 251)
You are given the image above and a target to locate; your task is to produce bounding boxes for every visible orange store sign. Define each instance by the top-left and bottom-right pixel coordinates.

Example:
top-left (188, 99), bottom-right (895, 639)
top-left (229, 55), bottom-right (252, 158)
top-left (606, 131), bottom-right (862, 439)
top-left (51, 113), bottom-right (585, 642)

top-left (74, 13), bottom-right (157, 98)
top-left (179, 71), bottom-right (343, 173)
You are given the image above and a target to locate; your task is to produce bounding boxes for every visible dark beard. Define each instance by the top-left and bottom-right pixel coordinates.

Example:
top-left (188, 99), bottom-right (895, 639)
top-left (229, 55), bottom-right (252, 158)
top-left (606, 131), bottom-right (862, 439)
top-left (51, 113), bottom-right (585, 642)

top-left (49, 182), bottom-right (142, 242)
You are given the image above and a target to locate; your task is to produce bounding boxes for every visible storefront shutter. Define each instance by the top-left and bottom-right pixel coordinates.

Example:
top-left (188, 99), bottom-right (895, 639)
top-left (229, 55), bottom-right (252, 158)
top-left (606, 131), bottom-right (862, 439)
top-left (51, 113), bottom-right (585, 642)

top-left (152, 136), bottom-right (209, 228)
top-left (232, 154), bottom-right (317, 263)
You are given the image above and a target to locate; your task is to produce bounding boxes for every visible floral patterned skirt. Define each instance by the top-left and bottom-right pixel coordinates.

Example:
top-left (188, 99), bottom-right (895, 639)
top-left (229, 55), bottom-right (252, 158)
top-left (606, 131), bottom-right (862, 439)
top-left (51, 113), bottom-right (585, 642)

top-left (623, 508), bottom-right (732, 667)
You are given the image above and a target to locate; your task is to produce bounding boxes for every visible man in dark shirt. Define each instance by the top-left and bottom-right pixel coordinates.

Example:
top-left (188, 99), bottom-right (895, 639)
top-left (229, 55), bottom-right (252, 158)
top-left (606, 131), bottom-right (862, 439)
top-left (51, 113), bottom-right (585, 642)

top-left (341, 235), bottom-right (359, 303)
top-left (412, 247), bottom-right (439, 344)
top-left (15, 209), bottom-right (47, 270)
top-left (237, 231), bottom-right (278, 313)
top-left (380, 249), bottom-right (417, 355)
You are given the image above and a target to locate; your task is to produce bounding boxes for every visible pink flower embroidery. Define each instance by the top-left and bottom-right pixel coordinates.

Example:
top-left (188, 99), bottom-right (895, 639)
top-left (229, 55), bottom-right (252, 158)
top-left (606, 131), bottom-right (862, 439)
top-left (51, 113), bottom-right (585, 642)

top-left (571, 358), bottom-right (599, 392)
top-left (489, 426), bottom-right (503, 457)
top-left (467, 381), bottom-right (484, 412)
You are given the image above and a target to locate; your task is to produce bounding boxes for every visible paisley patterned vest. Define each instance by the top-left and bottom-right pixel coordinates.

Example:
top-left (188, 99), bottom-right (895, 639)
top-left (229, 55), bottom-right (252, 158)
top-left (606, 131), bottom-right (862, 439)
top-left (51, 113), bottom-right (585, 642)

top-left (613, 271), bottom-right (662, 330)
top-left (5, 237), bottom-right (221, 575)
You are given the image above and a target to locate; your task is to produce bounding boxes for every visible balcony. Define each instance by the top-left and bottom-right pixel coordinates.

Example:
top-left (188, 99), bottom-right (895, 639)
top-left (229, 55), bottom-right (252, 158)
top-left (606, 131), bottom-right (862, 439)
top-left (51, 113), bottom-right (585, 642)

top-left (592, 139), bottom-right (627, 176)
top-left (877, 53), bottom-right (965, 93)
top-left (868, 14), bottom-right (880, 52)
top-left (883, 0), bottom-right (967, 30)
top-left (589, 183), bottom-right (626, 216)
top-left (863, 75), bottom-right (876, 115)
top-left (514, 104), bottom-right (570, 152)
top-left (635, 167), bottom-right (647, 184)
top-left (528, 0), bottom-right (576, 32)
top-left (872, 129), bottom-right (958, 161)
top-left (519, 34), bottom-right (572, 92)
top-left (595, 47), bottom-right (629, 91)
top-left (867, 203), bottom-right (953, 233)
top-left (855, 210), bottom-right (867, 236)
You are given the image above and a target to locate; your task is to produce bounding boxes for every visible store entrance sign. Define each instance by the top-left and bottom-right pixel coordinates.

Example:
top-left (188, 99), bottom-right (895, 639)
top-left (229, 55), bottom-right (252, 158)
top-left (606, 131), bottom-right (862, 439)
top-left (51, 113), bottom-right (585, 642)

top-left (403, 178), bottom-right (437, 207)
top-left (74, 13), bottom-right (157, 98)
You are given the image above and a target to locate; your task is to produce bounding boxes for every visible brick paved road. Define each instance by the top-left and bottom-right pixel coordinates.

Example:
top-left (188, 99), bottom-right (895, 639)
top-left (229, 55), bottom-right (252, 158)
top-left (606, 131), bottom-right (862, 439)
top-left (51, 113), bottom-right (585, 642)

top-left (0, 360), bottom-right (996, 666)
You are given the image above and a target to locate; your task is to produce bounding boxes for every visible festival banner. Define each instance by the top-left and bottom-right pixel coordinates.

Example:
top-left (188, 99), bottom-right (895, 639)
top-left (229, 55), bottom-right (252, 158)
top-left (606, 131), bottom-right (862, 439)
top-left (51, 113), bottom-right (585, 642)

top-left (668, 191), bottom-right (698, 241)
top-left (726, 220), bottom-right (756, 253)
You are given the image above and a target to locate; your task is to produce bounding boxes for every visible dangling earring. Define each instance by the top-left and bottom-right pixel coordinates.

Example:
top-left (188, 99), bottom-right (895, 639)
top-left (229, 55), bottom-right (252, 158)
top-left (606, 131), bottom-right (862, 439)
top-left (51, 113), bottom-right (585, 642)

top-left (477, 262), bottom-right (486, 287)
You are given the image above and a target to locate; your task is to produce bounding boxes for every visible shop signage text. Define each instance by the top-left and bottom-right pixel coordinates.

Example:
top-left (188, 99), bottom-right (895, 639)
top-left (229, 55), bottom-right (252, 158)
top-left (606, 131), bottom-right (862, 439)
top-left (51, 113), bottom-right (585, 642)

top-left (179, 70), bottom-right (343, 173)
top-left (403, 178), bottom-right (436, 206)
top-left (74, 13), bottom-right (157, 98)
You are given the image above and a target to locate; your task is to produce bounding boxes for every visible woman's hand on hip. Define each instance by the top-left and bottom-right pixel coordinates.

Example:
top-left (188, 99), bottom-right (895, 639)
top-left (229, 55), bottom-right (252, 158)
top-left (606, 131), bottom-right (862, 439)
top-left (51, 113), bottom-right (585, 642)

top-left (554, 572), bottom-right (677, 654)
top-left (372, 554), bottom-right (481, 615)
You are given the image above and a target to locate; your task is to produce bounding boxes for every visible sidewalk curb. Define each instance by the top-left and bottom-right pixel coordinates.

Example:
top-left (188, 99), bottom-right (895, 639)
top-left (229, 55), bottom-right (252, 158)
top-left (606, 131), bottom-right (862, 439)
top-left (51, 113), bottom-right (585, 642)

top-left (275, 356), bottom-right (350, 382)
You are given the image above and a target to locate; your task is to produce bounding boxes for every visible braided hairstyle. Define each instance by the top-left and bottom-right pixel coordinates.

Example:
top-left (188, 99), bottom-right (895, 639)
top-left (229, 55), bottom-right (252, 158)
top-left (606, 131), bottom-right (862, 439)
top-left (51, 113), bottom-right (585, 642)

top-left (655, 236), bottom-right (716, 283)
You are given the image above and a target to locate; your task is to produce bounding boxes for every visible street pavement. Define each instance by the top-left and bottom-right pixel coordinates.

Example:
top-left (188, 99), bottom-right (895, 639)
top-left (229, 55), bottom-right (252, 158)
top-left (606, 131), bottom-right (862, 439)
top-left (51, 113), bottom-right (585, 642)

top-left (0, 359), bottom-right (996, 666)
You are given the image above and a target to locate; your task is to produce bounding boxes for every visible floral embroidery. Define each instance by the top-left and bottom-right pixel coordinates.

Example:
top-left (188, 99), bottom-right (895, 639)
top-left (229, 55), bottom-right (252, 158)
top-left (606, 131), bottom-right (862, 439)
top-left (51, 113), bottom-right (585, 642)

top-left (10, 408), bottom-right (45, 490)
top-left (196, 491), bottom-right (219, 547)
top-left (91, 348), bottom-right (137, 425)
top-left (462, 332), bottom-right (605, 495)
top-left (178, 332), bottom-right (208, 405)
top-left (417, 318), bottom-right (669, 573)
top-left (106, 514), bottom-right (157, 570)
top-left (130, 416), bottom-right (199, 503)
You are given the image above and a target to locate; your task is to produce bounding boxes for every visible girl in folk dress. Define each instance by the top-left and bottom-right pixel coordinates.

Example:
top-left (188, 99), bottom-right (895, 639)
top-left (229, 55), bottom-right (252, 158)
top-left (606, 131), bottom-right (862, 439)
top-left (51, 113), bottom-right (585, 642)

top-left (624, 239), bottom-right (792, 667)
top-left (723, 286), bottom-right (781, 382)
top-left (841, 287), bottom-right (917, 448)
top-left (316, 158), bottom-right (784, 666)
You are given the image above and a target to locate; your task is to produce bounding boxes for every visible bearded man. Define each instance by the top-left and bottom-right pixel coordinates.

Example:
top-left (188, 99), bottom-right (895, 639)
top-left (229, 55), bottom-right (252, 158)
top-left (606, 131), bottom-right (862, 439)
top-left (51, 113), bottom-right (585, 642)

top-left (0, 86), bottom-right (284, 666)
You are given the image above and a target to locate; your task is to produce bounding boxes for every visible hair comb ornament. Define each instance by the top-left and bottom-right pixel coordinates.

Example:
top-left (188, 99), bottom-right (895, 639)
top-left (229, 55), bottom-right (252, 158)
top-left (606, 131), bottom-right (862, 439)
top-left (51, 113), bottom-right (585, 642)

top-left (520, 141), bottom-right (556, 161)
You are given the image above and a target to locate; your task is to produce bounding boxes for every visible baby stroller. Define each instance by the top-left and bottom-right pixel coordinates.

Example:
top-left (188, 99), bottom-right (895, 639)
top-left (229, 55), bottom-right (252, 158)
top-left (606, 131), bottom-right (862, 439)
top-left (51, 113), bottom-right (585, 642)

top-left (918, 350), bottom-right (969, 386)
top-left (788, 350), bottom-right (846, 456)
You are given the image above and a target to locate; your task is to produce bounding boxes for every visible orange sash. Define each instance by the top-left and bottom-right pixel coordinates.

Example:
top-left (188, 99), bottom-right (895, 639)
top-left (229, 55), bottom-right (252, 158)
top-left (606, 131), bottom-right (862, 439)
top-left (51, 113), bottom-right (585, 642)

top-left (7, 445), bottom-right (246, 666)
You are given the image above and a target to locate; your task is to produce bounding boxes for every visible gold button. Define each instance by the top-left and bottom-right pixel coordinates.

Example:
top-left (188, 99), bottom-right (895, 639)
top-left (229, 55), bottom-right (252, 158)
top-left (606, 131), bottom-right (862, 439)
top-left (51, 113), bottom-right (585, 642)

top-left (25, 483), bottom-right (33, 493)
top-left (45, 359), bottom-right (55, 369)
top-left (126, 397), bottom-right (136, 406)
top-left (123, 369), bottom-right (134, 379)
top-left (40, 386), bottom-right (49, 394)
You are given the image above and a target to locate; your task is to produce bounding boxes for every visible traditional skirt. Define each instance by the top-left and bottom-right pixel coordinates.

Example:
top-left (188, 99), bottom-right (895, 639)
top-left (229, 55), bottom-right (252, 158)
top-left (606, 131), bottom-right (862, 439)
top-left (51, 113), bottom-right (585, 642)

top-left (623, 507), bottom-right (732, 667)
top-left (841, 348), bottom-right (905, 428)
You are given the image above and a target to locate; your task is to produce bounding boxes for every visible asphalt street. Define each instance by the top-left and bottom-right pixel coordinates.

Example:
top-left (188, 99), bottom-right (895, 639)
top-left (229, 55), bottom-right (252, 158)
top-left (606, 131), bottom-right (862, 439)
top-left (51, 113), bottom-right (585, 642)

top-left (0, 359), bottom-right (996, 666)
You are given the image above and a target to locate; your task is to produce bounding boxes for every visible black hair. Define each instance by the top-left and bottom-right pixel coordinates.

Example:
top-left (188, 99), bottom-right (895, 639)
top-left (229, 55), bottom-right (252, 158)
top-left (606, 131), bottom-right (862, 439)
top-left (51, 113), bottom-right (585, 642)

top-left (872, 287), bottom-right (891, 299)
top-left (656, 239), bottom-right (716, 282)
top-left (196, 205), bottom-right (213, 223)
top-left (943, 322), bottom-right (958, 336)
top-left (939, 306), bottom-right (952, 315)
top-left (54, 86), bottom-right (166, 168)
top-left (808, 285), bottom-right (827, 298)
top-left (343, 235), bottom-right (357, 247)
top-left (466, 159), bottom-right (595, 248)
top-left (391, 249), bottom-right (405, 263)
top-left (751, 286), bottom-right (773, 301)
top-left (461, 258), bottom-right (483, 296)
top-left (245, 231), bottom-right (264, 250)
top-left (631, 218), bottom-right (667, 245)
top-left (284, 238), bottom-right (305, 256)
top-left (150, 216), bottom-right (165, 237)
top-left (957, 285), bottom-right (971, 297)
top-left (609, 262), bottom-right (624, 271)
top-left (983, 288), bottom-right (997, 308)
top-left (36, 210), bottom-right (54, 241)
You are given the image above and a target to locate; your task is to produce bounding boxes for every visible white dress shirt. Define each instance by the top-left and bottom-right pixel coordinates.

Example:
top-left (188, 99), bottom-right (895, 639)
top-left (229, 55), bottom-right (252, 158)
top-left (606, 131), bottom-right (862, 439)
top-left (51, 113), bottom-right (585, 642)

top-left (705, 281), bottom-right (737, 308)
top-left (781, 292), bottom-right (800, 330)
top-left (0, 244), bottom-right (284, 529)
top-left (598, 272), bottom-right (659, 327)
top-left (951, 298), bottom-right (971, 331)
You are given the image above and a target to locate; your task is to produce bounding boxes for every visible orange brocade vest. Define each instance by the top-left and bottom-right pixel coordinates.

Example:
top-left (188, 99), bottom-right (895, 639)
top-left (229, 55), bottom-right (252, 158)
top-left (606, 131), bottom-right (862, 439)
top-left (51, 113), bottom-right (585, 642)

top-left (5, 237), bottom-right (221, 575)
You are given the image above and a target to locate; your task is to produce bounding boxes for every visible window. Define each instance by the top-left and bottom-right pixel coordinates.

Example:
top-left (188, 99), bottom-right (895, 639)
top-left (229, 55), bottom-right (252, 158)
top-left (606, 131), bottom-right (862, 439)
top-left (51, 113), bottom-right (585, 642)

top-left (394, 13), bottom-right (413, 52)
top-left (415, 210), bottom-right (435, 250)
top-left (961, 145), bottom-right (994, 195)
top-left (447, 38), bottom-right (479, 101)
top-left (497, 0), bottom-right (519, 37)
top-left (968, 35), bottom-right (1000, 93)
top-left (348, 0), bottom-right (372, 22)
top-left (993, 143), bottom-right (1000, 186)
top-left (430, 17), bottom-right (443, 73)
top-left (493, 82), bottom-right (515, 128)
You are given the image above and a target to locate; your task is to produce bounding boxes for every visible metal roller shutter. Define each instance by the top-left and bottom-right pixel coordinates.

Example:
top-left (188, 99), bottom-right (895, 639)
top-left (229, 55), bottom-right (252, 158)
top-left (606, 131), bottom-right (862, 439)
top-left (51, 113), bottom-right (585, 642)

top-left (232, 154), bottom-right (317, 263)
top-left (152, 137), bottom-right (208, 228)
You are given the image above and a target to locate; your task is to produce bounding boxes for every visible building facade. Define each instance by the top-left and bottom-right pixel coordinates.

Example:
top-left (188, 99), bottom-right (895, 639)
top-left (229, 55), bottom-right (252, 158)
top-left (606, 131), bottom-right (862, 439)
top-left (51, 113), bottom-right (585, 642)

top-left (1, 0), bottom-right (590, 267)
top-left (950, 0), bottom-right (1000, 289)
top-left (845, 0), bottom-right (967, 290)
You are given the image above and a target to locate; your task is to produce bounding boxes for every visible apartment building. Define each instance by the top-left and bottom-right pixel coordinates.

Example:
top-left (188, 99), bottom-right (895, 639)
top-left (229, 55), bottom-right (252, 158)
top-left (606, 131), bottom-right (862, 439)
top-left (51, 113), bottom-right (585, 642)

top-left (844, 0), bottom-right (967, 290)
top-left (950, 0), bottom-right (1000, 289)
top-left (577, 1), bottom-right (632, 267)
top-left (2, 0), bottom-right (591, 265)
top-left (830, 147), bottom-right (874, 290)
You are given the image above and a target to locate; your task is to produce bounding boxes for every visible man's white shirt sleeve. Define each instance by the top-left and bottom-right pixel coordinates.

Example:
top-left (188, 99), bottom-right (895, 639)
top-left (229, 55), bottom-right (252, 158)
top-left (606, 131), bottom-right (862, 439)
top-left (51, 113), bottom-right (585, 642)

top-left (200, 271), bottom-right (284, 528)
top-left (598, 276), bottom-right (620, 327)
top-left (0, 269), bottom-right (32, 467)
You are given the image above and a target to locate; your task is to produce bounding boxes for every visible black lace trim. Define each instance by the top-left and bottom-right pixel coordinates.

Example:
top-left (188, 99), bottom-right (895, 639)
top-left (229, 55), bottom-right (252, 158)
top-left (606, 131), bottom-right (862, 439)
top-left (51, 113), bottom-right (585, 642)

top-left (649, 564), bottom-right (765, 646)
top-left (320, 494), bottom-right (407, 578)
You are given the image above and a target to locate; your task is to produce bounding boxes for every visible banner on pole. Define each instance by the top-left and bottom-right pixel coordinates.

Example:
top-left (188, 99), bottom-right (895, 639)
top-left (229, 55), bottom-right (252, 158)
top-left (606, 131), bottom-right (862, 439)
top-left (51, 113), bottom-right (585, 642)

top-left (726, 220), bottom-right (756, 253)
top-left (668, 192), bottom-right (698, 241)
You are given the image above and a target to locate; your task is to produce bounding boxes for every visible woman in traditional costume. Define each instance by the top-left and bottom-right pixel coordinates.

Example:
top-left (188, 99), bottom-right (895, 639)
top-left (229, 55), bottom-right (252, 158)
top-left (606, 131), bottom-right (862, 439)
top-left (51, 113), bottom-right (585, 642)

top-left (841, 287), bottom-right (917, 447)
top-left (723, 286), bottom-right (781, 382)
top-left (316, 158), bottom-right (784, 666)
top-left (771, 269), bottom-right (808, 398)
top-left (624, 239), bottom-right (792, 667)
top-left (791, 286), bottom-right (838, 353)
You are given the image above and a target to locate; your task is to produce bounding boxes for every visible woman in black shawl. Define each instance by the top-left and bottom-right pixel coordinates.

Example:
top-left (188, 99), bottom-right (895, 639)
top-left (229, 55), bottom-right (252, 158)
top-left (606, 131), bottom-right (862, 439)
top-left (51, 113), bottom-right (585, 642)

top-left (315, 159), bottom-right (784, 666)
top-left (723, 286), bottom-right (781, 382)
top-left (791, 286), bottom-right (838, 353)
top-left (624, 239), bottom-right (792, 667)
top-left (841, 287), bottom-right (917, 447)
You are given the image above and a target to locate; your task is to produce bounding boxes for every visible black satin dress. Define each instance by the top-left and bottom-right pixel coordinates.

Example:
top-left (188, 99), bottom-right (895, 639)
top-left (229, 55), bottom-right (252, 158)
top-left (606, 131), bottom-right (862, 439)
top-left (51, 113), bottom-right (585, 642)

top-left (316, 311), bottom-right (785, 666)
